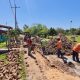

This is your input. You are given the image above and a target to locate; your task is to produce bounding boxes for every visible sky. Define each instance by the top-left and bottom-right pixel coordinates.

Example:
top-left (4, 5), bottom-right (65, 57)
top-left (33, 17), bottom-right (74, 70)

top-left (0, 0), bottom-right (80, 29)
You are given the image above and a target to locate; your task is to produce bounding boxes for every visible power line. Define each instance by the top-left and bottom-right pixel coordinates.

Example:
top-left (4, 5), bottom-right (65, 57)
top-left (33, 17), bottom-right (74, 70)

top-left (12, 5), bottom-right (20, 29)
top-left (9, 0), bottom-right (14, 17)
top-left (9, 0), bottom-right (20, 29)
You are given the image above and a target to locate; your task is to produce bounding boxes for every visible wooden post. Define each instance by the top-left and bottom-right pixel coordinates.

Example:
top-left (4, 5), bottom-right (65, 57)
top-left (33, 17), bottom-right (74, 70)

top-left (7, 29), bottom-right (11, 50)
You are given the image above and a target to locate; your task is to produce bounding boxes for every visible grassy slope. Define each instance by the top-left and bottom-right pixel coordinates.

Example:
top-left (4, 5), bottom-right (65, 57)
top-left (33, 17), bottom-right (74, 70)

top-left (66, 35), bottom-right (80, 43)
top-left (0, 42), bottom-right (7, 61)
top-left (19, 51), bottom-right (26, 80)
top-left (0, 42), bottom-right (7, 48)
top-left (0, 54), bottom-right (6, 60)
top-left (76, 35), bottom-right (80, 42)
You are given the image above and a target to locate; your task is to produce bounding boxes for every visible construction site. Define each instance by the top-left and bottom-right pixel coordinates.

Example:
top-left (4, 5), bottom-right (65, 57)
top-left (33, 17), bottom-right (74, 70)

top-left (0, 31), bottom-right (80, 80)
top-left (0, 0), bottom-right (80, 80)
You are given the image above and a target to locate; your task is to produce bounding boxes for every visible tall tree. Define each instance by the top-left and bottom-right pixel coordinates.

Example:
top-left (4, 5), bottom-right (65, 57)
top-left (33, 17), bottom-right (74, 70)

top-left (48, 27), bottom-right (57, 36)
top-left (30, 24), bottom-right (48, 37)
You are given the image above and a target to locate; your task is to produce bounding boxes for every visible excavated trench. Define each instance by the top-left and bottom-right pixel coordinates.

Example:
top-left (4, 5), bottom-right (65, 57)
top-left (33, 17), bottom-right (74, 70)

top-left (24, 48), bottom-right (80, 80)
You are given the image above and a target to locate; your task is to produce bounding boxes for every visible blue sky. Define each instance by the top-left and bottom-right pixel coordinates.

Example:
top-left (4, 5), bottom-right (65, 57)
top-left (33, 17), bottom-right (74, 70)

top-left (0, 0), bottom-right (80, 29)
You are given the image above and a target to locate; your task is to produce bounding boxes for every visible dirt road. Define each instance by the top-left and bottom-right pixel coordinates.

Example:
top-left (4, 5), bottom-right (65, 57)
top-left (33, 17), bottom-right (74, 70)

top-left (23, 48), bottom-right (80, 80)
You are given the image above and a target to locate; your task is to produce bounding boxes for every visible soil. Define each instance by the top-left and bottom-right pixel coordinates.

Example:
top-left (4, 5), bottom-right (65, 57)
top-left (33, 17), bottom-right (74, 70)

top-left (23, 48), bottom-right (80, 80)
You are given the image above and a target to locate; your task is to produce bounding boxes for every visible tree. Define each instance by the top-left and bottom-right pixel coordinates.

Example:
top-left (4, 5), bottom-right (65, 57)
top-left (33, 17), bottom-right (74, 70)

top-left (75, 28), bottom-right (80, 35)
top-left (38, 25), bottom-right (48, 37)
top-left (64, 29), bottom-right (70, 35)
top-left (30, 24), bottom-right (48, 37)
top-left (70, 28), bottom-right (77, 35)
top-left (48, 27), bottom-right (57, 36)
top-left (56, 28), bottom-right (65, 34)
top-left (23, 24), bottom-right (29, 30)
top-left (10, 28), bottom-right (22, 38)
top-left (23, 25), bottom-right (31, 33)
top-left (30, 25), bottom-right (38, 36)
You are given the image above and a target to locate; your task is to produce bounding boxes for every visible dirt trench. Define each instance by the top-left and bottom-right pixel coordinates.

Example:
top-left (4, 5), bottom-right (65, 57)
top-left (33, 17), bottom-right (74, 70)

top-left (23, 48), bottom-right (80, 80)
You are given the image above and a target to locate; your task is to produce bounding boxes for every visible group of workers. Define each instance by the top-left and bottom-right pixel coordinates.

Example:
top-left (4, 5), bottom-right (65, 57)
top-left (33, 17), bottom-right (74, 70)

top-left (24, 33), bottom-right (80, 63)
top-left (56, 36), bottom-right (80, 63)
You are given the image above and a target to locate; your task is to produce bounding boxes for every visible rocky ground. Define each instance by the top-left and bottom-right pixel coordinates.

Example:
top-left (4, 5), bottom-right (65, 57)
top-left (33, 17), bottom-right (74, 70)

top-left (0, 50), bottom-right (25, 80)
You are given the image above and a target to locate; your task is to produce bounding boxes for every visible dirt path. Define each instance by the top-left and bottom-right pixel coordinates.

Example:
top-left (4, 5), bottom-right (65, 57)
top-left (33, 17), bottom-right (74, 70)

top-left (23, 48), bottom-right (80, 80)
top-left (23, 48), bottom-right (47, 80)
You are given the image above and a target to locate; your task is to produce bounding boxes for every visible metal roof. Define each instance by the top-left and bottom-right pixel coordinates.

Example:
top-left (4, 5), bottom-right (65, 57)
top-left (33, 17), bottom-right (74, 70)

top-left (0, 24), bottom-right (13, 29)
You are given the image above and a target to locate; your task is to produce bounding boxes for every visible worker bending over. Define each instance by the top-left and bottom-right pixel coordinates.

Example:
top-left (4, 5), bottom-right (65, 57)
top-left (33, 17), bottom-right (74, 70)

top-left (72, 43), bottom-right (80, 62)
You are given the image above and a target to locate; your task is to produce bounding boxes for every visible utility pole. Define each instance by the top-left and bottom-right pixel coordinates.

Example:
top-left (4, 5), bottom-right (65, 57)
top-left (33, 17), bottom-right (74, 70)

top-left (70, 20), bottom-right (72, 29)
top-left (11, 0), bottom-right (20, 29)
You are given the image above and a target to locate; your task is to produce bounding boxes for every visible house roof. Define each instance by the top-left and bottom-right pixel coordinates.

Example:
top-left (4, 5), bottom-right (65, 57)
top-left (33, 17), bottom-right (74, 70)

top-left (0, 24), bottom-right (13, 29)
top-left (0, 30), bottom-right (7, 34)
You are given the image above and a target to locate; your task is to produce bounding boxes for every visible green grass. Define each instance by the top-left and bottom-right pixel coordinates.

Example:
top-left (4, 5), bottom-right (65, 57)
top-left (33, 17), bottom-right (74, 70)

top-left (66, 35), bottom-right (80, 43)
top-left (76, 35), bottom-right (80, 42)
top-left (0, 42), bottom-right (7, 61)
top-left (66, 35), bottom-right (71, 40)
top-left (19, 51), bottom-right (26, 80)
top-left (45, 35), bottom-right (80, 43)
top-left (0, 54), bottom-right (6, 60)
top-left (0, 42), bottom-right (7, 48)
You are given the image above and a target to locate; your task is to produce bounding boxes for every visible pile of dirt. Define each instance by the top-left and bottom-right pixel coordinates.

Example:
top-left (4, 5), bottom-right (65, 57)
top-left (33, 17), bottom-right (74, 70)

top-left (41, 35), bottom-right (73, 55)
top-left (0, 50), bottom-right (22, 80)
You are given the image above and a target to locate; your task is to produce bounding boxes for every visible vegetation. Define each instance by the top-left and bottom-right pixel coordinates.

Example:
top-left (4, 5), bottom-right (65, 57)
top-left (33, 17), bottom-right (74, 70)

top-left (19, 51), bottom-right (26, 80)
top-left (0, 42), bottom-right (7, 48)
top-left (23, 24), bottom-right (48, 37)
top-left (76, 36), bottom-right (80, 42)
top-left (66, 35), bottom-right (80, 43)
top-left (48, 27), bottom-right (57, 36)
top-left (10, 28), bottom-right (22, 37)
top-left (23, 24), bottom-right (80, 38)
top-left (0, 54), bottom-right (6, 60)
